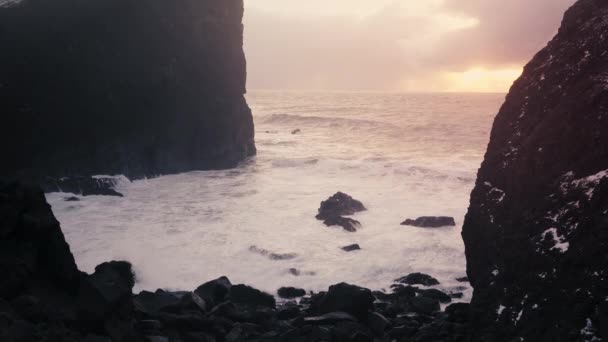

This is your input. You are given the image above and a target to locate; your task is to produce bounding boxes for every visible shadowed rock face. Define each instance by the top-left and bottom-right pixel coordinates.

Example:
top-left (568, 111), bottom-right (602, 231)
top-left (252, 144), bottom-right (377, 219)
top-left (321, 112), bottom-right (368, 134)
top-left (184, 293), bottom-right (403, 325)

top-left (0, 0), bottom-right (255, 185)
top-left (462, 0), bottom-right (608, 341)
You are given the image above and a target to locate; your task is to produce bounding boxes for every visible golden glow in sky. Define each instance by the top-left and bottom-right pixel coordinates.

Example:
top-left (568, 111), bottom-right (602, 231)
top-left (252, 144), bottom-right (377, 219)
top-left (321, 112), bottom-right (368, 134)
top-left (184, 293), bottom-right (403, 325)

top-left (244, 0), bottom-right (574, 93)
top-left (440, 67), bottom-right (524, 93)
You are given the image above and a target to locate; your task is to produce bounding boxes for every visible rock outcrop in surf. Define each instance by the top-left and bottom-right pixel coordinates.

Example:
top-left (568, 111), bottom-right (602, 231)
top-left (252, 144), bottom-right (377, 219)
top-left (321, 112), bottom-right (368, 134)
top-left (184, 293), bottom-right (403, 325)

top-left (0, 0), bottom-right (255, 188)
top-left (462, 0), bottom-right (608, 340)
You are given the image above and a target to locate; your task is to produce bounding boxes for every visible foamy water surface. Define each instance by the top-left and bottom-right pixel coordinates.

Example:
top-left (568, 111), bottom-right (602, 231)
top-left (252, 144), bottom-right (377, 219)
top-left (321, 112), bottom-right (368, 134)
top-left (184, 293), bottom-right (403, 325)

top-left (47, 91), bottom-right (504, 301)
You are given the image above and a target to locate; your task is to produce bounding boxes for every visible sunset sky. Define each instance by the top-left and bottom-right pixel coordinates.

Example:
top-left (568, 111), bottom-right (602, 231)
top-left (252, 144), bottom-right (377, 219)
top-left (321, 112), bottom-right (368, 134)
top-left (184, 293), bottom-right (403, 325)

top-left (243, 0), bottom-right (575, 93)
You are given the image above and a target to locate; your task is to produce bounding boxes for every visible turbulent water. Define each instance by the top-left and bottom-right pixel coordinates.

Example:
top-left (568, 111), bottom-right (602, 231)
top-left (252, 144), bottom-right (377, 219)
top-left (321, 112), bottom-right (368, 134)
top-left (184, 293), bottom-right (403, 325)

top-left (47, 91), bottom-right (504, 301)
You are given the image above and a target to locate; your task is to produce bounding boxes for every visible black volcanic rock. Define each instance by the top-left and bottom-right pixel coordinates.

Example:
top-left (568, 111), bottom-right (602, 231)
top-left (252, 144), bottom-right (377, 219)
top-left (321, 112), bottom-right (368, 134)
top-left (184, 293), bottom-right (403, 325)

top-left (317, 192), bottom-right (367, 219)
top-left (316, 192), bottom-right (366, 232)
top-left (316, 283), bottom-right (374, 321)
top-left (462, 1), bottom-right (608, 341)
top-left (0, 0), bottom-right (255, 186)
top-left (395, 273), bottom-right (440, 287)
top-left (341, 244), bottom-right (362, 252)
top-left (0, 182), bottom-right (81, 299)
top-left (277, 287), bottom-right (306, 299)
top-left (401, 216), bottom-right (456, 228)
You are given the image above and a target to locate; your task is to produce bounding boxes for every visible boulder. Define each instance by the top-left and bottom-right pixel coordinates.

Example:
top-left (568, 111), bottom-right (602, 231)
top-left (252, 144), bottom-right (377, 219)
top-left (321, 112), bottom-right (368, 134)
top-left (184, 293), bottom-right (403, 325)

top-left (229, 285), bottom-right (276, 309)
top-left (317, 283), bottom-right (374, 321)
top-left (395, 273), bottom-right (440, 286)
top-left (134, 290), bottom-right (182, 315)
top-left (368, 312), bottom-right (390, 335)
top-left (78, 261), bottom-right (135, 319)
top-left (407, 297), bottom-right (440, 316)
top-left (400, 217), bottom-right (456, 228)
top-left (0, 182), bottom-right (81, 299)
top-left (193, 277), bottom-right (232, 309)
top-left (277, 287), bottom-right (306, 299)
top-left (291, 129), bottom-right (302, 135)
top-left (418, 289), bottom-right (452, 304)
top-left (341, 244), bottom-right (362, 252)
top-left (316, 192), bottom-right (366, 219)
top-left (445, 303), bottom-right (470, 324)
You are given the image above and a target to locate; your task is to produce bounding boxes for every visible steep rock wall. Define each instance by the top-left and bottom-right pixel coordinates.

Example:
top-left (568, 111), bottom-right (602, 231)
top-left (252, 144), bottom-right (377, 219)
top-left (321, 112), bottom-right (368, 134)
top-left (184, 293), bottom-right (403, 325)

top-left (463, 1), bottom-right (608, 341)
top-left (0, 0), bottom-right (255, 184)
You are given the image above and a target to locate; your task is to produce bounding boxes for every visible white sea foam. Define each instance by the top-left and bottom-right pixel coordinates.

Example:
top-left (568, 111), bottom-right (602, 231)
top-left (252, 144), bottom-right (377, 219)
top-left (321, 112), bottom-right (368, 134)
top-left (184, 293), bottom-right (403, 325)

top-left (47, 91), bottom-right (503, 300)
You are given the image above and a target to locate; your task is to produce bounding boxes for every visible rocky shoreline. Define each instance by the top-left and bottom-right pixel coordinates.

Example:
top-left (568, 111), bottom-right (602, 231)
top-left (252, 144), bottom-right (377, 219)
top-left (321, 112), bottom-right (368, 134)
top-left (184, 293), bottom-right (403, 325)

top-left (0, 182), bottom-right (469, 342)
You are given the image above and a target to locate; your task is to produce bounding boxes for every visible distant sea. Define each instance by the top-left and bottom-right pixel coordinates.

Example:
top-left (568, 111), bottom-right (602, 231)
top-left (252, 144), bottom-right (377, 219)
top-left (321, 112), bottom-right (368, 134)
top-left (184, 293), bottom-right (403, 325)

top-left (47, 91), bottom-right (505, 302)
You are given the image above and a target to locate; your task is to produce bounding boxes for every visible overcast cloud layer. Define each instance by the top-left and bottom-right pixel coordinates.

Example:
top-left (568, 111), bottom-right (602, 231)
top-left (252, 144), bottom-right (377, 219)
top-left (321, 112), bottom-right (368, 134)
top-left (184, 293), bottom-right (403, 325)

top-left (244, 0), bottom-right (575, 92)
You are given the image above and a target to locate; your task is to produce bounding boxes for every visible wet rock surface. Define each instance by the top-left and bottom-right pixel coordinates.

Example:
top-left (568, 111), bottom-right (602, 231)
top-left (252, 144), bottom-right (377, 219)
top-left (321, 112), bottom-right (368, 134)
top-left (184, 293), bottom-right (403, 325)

top-left (462, 0), bottom-right (608, 340)
top-left (400, 217), bottom-right (456, 228)
top-left (316, 192), bottom-right (366, 232)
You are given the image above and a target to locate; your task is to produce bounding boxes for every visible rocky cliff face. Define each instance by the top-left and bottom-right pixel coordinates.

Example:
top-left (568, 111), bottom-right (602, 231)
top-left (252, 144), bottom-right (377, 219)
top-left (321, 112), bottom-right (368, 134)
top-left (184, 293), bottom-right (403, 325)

top-left (0, 0), bottom-right (255, 184)
top-left (462, 0), bottom-right (608, 341)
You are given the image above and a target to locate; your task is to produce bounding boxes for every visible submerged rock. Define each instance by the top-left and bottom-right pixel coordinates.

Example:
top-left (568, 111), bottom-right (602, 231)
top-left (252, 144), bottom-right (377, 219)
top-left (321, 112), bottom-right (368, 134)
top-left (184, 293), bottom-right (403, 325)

top-left (462, 1), bottom-right (608, 340)
top-left (249, 245), bottom-right (298, 261)
top-left (291, 129), bottom-right (302, 135)
top-left (322, 216), bottom-right (361, 232)
top-left (400, 216), bottom-right (456, 228)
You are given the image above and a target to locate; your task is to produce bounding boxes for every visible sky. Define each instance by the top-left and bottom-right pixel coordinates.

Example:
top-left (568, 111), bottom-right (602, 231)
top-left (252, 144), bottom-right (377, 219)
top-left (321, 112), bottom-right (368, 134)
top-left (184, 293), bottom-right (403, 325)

top-left (243, 0), bottom-right (576, 93)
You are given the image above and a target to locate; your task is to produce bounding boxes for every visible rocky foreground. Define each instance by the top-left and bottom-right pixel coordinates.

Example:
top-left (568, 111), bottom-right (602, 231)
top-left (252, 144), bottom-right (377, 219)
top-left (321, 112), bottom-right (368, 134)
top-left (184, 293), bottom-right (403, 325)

top-left (0, 182), bottom-right (469, 342)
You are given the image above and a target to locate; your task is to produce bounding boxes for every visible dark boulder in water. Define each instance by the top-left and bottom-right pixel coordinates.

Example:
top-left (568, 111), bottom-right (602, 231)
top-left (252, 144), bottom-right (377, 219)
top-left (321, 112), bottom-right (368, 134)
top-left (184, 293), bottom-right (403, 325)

top-left (462, 1), bottom-right (608, 340)
top-left (291, 129), bottom-right (302, 135)
top-left (341, 244), bottom-right (362, 252)
top-left (400, 216), bottom-right (456, 228)
top-left (64, 196), bottom-right (80, 202)
top-left (249, 245), bottom-right (298, 260)
top-left (44, 176), bottom-right (124, 197)
top-left (395, 273), bottom-right (440, 286)
top-left (277, 287), bottom-right (306, 299)
top-left (317, 192), bottom-right (367, 219)
top-left (316, 192), bottom-right (366, 232)
top-left (0, 0), bottom-right (255, 187)
top-left (322, 216), bottom-right (361, 232)
top-left (315, 283), bottom-right (374, 321)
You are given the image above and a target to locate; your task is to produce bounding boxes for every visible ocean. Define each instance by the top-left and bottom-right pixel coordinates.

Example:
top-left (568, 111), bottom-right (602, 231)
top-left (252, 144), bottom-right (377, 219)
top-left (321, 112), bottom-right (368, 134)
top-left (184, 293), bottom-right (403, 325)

top-left (46, 91), bottom-right (505, 302)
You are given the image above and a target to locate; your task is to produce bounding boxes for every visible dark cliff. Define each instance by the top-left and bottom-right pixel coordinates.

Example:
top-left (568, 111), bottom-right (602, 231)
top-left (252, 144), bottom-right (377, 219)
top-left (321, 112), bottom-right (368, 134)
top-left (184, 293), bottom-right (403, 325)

top-left (462, 0), bottom-right (608, 341)
top-left (0, 0), bottom-right (255, 185)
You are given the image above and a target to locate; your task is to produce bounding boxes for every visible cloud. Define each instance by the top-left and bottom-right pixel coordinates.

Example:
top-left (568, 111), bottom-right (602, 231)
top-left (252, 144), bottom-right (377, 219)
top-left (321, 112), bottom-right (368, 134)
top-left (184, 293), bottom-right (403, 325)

top-left (244, 0), bottom-right (576, 91)
top-left (433, 0), bottom-right (576, 70)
